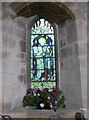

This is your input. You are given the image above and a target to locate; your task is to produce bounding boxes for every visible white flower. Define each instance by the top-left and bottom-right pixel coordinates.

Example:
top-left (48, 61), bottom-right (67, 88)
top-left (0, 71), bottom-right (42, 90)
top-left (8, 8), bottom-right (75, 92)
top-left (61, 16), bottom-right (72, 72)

top-left (25, 106), bottom-right (30, 109)
top-left (40, 103), bottom-right (44, 108)
top-left (48, 89), bottom-right (52, 92)
top-left (55, 101), bottom-right (57, 104)
top-left (34, 93), bottom-right (36, 96)
top-left (37, 93), bottom-right (40, 96)
top-left (50, 104), bottom-right (53, 108)
top-left (48, 96), bottom-right (50, 100)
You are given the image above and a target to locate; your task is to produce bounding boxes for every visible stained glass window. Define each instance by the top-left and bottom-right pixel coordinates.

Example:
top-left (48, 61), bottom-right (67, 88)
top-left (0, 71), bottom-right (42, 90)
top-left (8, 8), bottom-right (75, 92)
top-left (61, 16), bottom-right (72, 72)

top-left (31, 19), bottom-right (56, 88)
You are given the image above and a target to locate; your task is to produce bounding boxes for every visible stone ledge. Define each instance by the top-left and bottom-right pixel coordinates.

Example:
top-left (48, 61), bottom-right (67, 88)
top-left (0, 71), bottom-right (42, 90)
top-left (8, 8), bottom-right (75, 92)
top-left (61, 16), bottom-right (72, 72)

top-left (10, 118), bottom-right (75, 120)
top-left (4, 107), bottom-right (80, 118)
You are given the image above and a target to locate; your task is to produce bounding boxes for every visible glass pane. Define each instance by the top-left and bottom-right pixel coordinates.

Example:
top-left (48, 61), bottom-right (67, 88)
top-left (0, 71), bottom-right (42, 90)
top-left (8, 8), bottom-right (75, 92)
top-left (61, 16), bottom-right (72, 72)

top-left (31, 35), bottom-right (38, 46)
top-left (31, 82), bottom-right (56, 89)
top-left (31, 19), bottom-right (54, 34)
top-left (47, 35), bottom-right (54, 45)
top-left (31, 18), bottom-right (56, 88)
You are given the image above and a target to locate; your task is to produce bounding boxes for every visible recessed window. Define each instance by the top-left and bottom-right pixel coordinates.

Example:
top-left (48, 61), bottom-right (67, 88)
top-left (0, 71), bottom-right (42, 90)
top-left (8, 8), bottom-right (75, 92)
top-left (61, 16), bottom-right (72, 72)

top-left (31, 18), bottom-right (56, 88)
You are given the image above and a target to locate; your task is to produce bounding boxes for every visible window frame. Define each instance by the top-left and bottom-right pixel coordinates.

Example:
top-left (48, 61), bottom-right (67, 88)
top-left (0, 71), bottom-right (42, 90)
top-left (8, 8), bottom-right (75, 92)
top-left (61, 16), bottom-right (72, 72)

top-left (27, 16), bottom-right (60, 89)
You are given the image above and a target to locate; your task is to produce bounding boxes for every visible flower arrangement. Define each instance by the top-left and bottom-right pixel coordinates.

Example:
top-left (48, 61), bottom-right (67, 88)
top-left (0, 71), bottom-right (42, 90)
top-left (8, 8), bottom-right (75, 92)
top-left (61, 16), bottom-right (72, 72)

top-left (22, 87), bottom-right (66, 111)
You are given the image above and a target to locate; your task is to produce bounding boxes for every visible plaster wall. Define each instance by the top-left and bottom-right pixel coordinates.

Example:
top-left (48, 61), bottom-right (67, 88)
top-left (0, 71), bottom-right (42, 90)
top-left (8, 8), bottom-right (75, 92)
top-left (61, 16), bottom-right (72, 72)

top-left (2, 7), bottom-right (27, 111)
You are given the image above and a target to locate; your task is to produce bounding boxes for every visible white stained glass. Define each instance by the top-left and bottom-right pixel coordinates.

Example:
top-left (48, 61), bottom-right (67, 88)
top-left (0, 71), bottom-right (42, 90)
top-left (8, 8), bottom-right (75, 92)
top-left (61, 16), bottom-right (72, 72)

top-left (40, 19), bottom-right (44, 27)
top-left (31, 19), bottom-right (54, 34)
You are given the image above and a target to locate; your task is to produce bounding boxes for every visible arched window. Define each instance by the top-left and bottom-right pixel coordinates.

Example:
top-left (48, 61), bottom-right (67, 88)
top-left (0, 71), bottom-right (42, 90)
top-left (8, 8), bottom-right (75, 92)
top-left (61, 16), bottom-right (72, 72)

top-left (31, 18), bottom-right (56, 88)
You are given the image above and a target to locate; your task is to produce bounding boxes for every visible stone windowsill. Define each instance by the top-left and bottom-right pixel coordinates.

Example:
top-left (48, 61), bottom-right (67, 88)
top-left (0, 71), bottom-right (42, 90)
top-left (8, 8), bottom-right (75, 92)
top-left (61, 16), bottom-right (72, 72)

top-left (4, 107), bottom-right (80, 118)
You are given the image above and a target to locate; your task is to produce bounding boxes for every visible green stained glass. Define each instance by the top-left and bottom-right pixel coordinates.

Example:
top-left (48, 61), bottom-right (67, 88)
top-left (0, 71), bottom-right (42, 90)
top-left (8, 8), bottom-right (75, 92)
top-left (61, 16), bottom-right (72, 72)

top-left (31, 82), bottom-right (56, 88)
top-left (31, 19), bottom-right (56, 88)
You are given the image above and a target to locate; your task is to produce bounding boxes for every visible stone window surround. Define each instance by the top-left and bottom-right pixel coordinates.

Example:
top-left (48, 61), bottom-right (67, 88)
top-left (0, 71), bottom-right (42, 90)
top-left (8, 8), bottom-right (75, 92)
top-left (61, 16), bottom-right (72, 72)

top-left (26, 15), bottom-right (60, 89)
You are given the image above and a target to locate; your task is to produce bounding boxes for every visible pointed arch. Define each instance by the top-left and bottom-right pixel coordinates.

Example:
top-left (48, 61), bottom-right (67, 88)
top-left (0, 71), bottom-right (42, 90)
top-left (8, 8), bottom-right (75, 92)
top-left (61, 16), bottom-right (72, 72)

top-left (30, 18), bottom-right (56, 88)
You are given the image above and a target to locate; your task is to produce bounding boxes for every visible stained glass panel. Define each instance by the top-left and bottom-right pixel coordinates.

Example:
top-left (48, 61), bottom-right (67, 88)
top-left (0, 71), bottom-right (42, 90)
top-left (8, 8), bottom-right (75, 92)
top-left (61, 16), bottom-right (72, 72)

top-left (31, 82), bottom-right (56, 89)
top-left (31, 19), bottom-right (54, 34)
top-left (31, 19), bottom-right (56, 88)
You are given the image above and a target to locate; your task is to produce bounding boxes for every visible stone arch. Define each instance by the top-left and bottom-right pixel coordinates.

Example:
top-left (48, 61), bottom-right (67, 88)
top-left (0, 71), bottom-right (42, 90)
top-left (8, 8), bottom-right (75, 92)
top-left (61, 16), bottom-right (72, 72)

top-left (2, 2), bottom-right (83, 113)
top-left (9, 2), bottom-right (81, 108)
top-left (9, 2), bottom-right (75, 24)
top-left (27, 15), bottom-right (60, 88)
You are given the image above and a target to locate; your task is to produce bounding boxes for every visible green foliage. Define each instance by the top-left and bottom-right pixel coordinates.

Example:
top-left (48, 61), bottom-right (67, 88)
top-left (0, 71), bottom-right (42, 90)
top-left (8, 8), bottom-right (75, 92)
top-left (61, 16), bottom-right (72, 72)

top-left (22, 88), bottom-right (66, 111)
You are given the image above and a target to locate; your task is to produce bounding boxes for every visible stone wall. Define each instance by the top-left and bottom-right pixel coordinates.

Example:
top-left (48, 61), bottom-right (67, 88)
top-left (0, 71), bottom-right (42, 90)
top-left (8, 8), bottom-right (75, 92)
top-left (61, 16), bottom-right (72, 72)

top-left (25, 3), bottom-right (86, 109)
top-left (1, 2), bottom-right (88, 116)
top-left (64, 2), bottom-right (87, 109)
top-left (1, 0), bottom-right (89, 2)
top-left (0, 2), bottom-right (2, 114)
top-left (87, 2), bottom-right (89, 119)
top-left (59, 19), bottom-right (82, 108)
top-left (2, 6), bottom-right (27, 112)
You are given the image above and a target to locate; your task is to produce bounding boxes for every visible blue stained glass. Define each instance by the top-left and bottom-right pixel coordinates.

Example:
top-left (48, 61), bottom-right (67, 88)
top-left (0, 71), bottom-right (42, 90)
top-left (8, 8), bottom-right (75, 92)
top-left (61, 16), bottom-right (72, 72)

top-left (31, 19), bottom-right (56, 88)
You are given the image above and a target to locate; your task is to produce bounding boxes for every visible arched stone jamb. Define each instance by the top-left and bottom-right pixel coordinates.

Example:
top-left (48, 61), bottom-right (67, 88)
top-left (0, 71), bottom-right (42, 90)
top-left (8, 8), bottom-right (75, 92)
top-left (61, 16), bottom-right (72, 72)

top-left (26, 15), bottom-right (60, 89)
